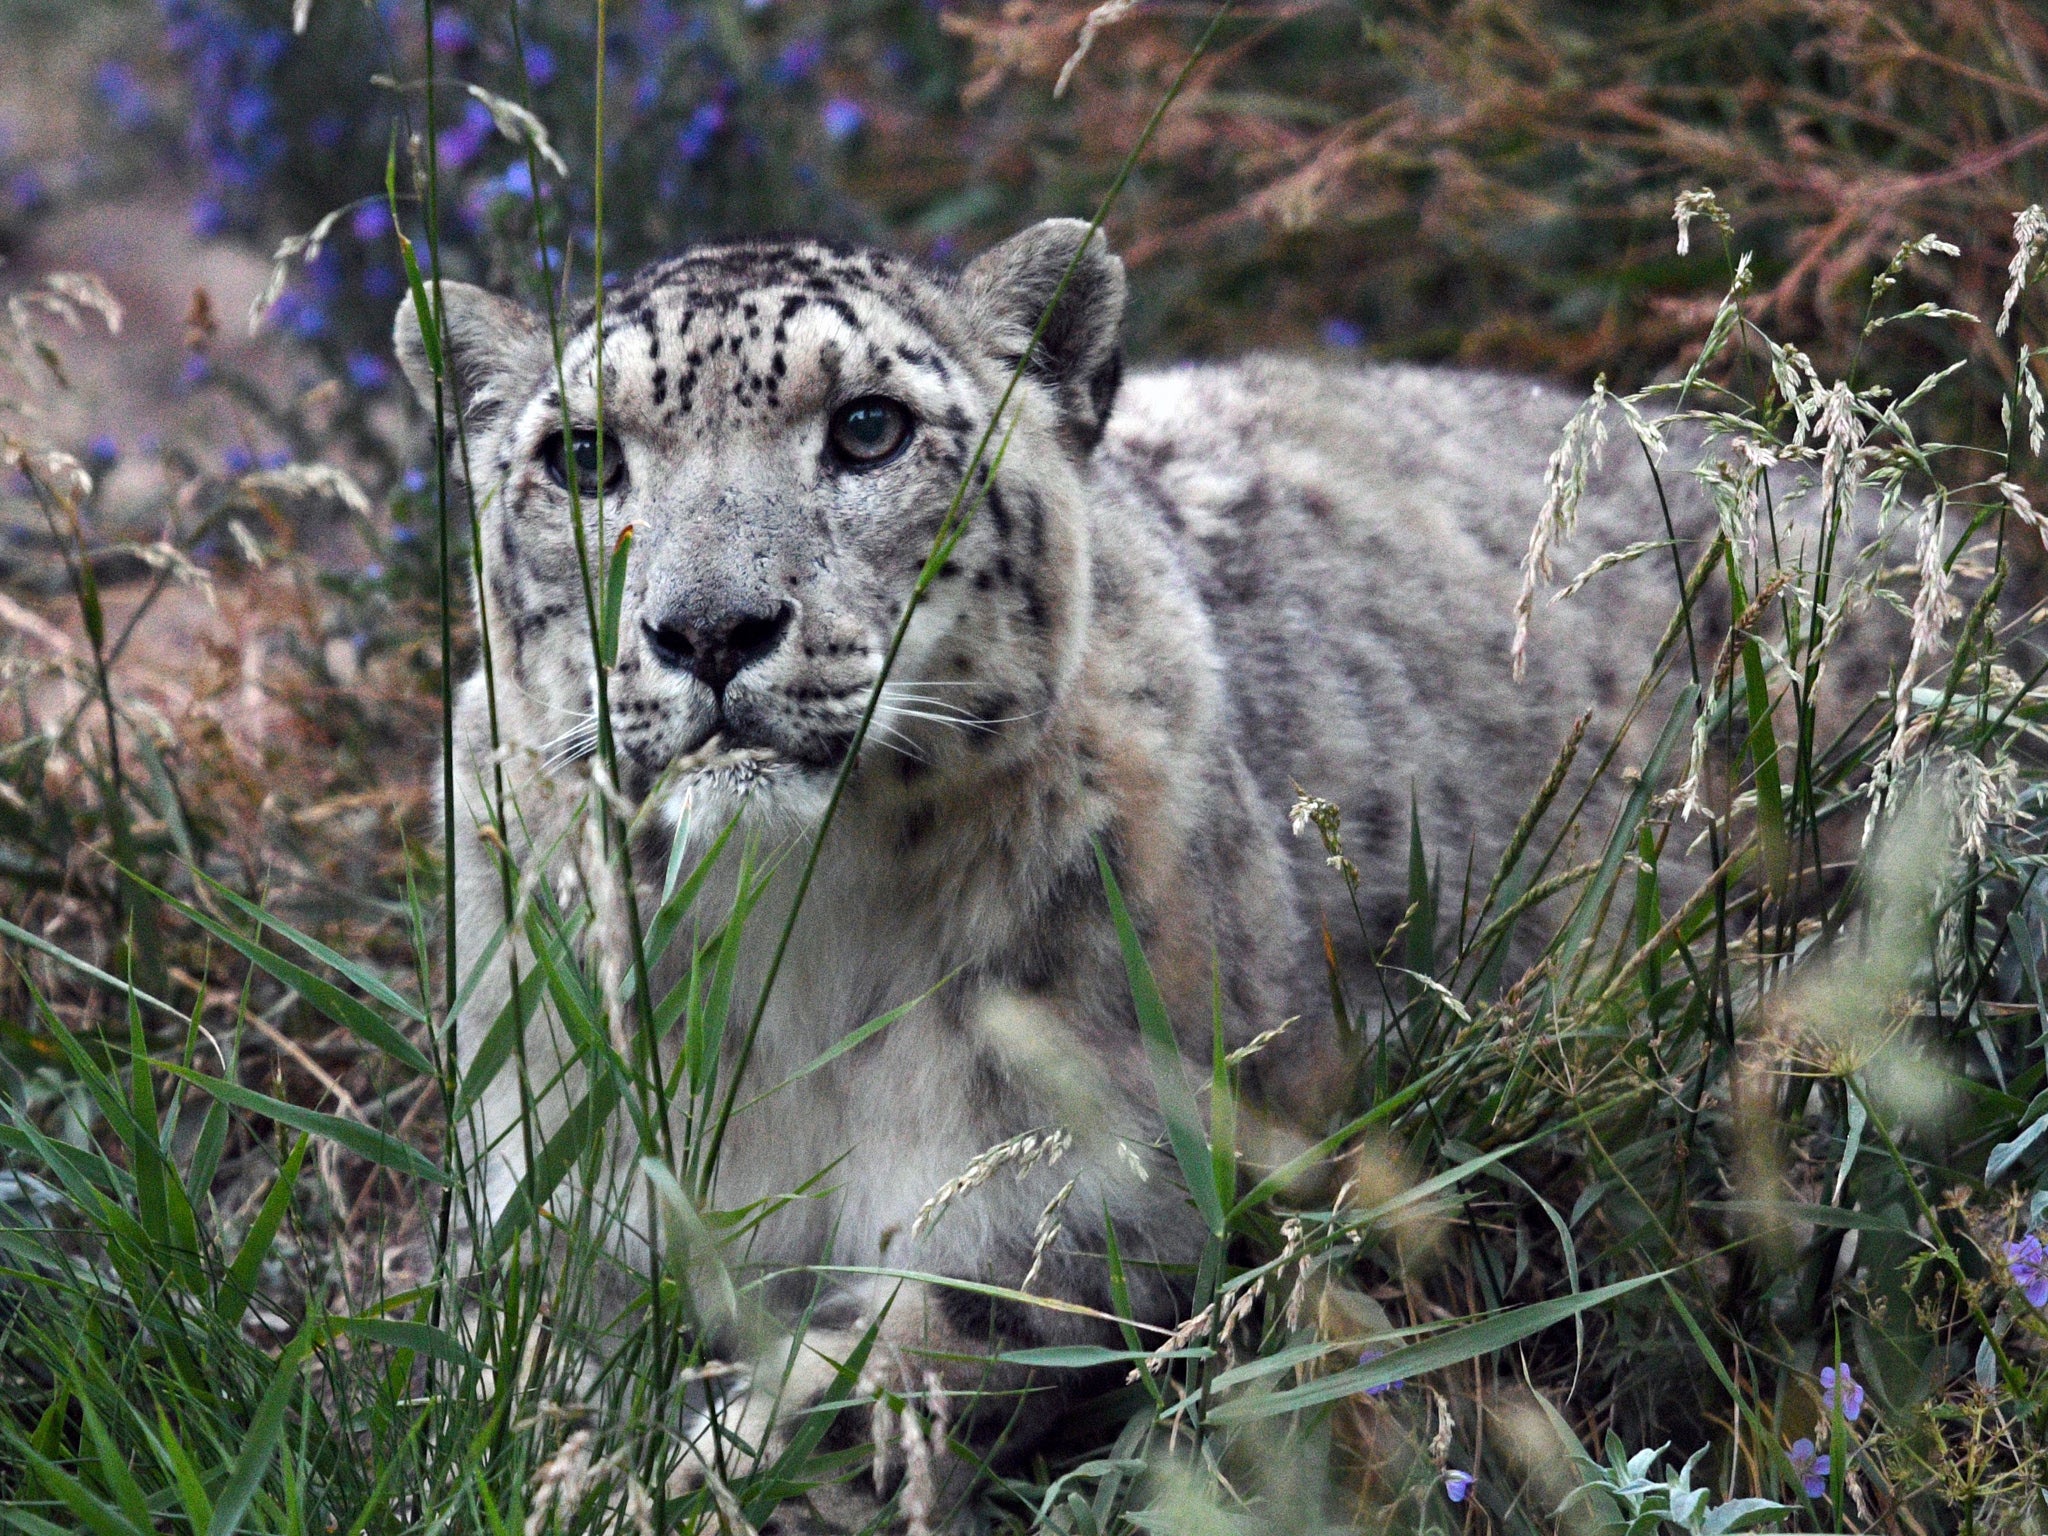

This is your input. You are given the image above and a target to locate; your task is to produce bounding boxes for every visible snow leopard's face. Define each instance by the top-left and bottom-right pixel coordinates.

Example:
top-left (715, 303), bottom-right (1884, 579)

top-left (395, 222), bottom-right (1125, 832)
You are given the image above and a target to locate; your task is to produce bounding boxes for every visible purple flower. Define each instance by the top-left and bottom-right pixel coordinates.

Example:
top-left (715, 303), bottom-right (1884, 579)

top-left (523, 43), bottom-right (556, 87)
top-left (1321, 317), bottom-right (1364, 349)
top-left (401, 468), bottom-right (427, 495)
top-left (95, 62), bottom-right (155, 130)
top-left (9, 169), bottom-right (49, 213)
top-left (1357, 1349), bottom-right (1404, 1397)
top-left (189, 194), bottom-right (227, 237)
top-left (224, 85), bottom-right (272, 139)
top-left (350, 201), bottom-right (390, 241)
top-left (1819, 1362), bottom-right (1863, 1423)
top-left (1788, 1438), bottom-right (1829, 1501)
top-left (179, 355), bottom-right (211, 388)
top-left (2008, 1234), bottom-right (2048, 1308)
top-left (223, 445), bottom-right (254, 475)
top-left (362, 265), bottom-right (401, 301)
top-left (1443, 1470), bottom-right (1473, 1504)
top-left (390, 520), bottom-right (418, 543)
top-left (85, 435), bottom-right (119, 465)
top-left (677, 100), bottom-right (726, 161)
top-left (430, 12), bottom-right (475, 54)
top-left (767, 37), bottom-right (823, 86)
top-left (435, 100), bottom-right (494, 173)
top-left (821, 96), bottom-right (865, 142)
top-left (344, 354), bottom-right (387, 391)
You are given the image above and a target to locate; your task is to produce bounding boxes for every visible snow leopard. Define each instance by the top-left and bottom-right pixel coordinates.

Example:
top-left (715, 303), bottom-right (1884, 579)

top-left (391, 219), bottom-right (1837, 1521)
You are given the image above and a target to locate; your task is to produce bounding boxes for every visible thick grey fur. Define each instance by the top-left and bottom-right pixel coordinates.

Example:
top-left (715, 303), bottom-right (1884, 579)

top-left (391, 220), bottom-right (1876, 1513)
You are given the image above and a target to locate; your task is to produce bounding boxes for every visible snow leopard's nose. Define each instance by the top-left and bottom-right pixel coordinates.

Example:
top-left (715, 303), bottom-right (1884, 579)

top-left (641, 600), bottom-right (794, 694)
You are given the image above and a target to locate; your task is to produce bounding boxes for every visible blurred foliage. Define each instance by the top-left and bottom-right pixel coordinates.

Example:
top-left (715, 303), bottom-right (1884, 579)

top-left (33, 1), bottom-right (2042, 463)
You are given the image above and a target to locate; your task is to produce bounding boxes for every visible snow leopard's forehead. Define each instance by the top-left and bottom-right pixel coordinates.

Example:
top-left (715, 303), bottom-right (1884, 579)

top-left (538, 238), bottom-right (976, 436)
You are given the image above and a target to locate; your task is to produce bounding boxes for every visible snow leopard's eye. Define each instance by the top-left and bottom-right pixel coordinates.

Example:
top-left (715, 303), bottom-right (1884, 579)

top-left (827, 397), bottom-right (914, 468)
top-left (540, 429), bottom-right (626, 497)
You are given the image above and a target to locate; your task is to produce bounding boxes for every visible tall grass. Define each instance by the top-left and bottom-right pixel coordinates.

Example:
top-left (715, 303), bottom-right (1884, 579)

top-left (4, 9), bottom-right (2048, 1536)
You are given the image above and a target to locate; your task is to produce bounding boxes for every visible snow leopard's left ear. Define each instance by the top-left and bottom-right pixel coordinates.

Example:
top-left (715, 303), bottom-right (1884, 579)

top-left (963, 218), bottom-right (1126, 453)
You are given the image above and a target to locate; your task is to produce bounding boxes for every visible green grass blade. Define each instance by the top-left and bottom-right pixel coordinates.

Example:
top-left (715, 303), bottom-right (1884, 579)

top-left (9, 1437), bottom-right (151, 1536)
top-left (134, 875), bottom-right (433, 1077)
top-left (207, 1334), bottom-right (313, 1536)
top-left (1094, 840), bottom-right (1226, 1237)
top-left (1205, 1271), bottom-right (1667, 1423)
top-left (157, 1063), bottom-right (449, 1186)
top-left (216, 1133), bottom-right (309, 1327)
top-left (197, 873), bottom-right (427, 1023)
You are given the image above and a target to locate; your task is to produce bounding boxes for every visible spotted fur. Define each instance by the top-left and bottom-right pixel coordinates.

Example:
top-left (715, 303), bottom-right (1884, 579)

top-left (395, 220), bottom-right (1747, 1515)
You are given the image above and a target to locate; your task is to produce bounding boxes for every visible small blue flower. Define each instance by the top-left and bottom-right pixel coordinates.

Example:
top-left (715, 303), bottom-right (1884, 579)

top-left (223, 445), bottom-right (255, 474)
top-left (1819, 1362), bottom-right (1863, 1423)
top-left (85, 435), bottom-right (119, 465)
top-left (390, 520), bottom-right (418, 543)
top-left (1443, 1471), bottom-right (1473, 1504)
top-left (350, 201), bottom-right (391, 241)
top-left (524, 43), bottom-right (557, 87)
top-left (361, 562), bottom-right (384, 582)
top-left (180, 354), bottom-right (211, 387)
top-left (258, 449), bottom-right (290, 471)
top-left (1321, 317), bottom-right (1364, 349)
top-left (401, 468), bottom-right (428, 495)
top-left (430, 12), bottom-right (475, 53)
top-left (1788, 1438), bottom-right (1829, 1500)
top-left (225, 85), bottom-right (272, 139)
top-left (95, 62), bottom-right (155, 130)
top-left (347, 352), bottom-right (392, 391)
top-left (1357, 1349), bottom-right (1404, 1397)
top-left (821, 96), bottom-right (865, 142)
top-left (189, 194), bottom-right (227, 237)
top-left (767, 37), bottom-right (823, 86)
top-left (9, 169), bottom-right (49, 213)
top-left (677, 100), bottom-right (726, 161)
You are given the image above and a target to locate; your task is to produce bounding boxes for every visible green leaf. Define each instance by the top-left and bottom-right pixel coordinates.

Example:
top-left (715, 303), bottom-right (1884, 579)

top-left (483, 1071), bottom-right (622, 1263)
top-left (997, 1345), bottom-right (1168, 1369)
top-left (10, 1437), bottom-right (150, 1536)
top-left (599, 523), bottom-right (633, 668)
top-left (1205, 1272), bottom-right (1666, 1423)
top-left (216, 1134), bottom-right (309, 1327)
top-left (0, 914), bottom-right (183, 1021)
top-left (156, 1063), bottom-right (449, 1186)
top-left (134, 875), bottom-right (433, 1077)
top-left (199, 874), bottom-right (427, 1023)
top-left (208, 1333), bottom-right (314, 1536)
top-left (328, 1316), bottom-right (480, 1370)
top-left (1094, 841), bottom-right (1225, 1237)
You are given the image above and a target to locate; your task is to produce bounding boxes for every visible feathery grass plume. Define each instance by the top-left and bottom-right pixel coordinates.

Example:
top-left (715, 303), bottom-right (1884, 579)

top-left (1672, 187), bottom-right (1731, 257)
top-left (910, 1127), bottom-right (1072, 1238)
top-left (1512, 380), bottom-right (1610, 681)
top-left (1998, 204), bottom-right (2047, 336)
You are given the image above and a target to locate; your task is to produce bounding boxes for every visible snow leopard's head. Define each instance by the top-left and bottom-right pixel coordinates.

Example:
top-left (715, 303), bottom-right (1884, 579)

top-left (395, 220), bottom-right (1125, 830)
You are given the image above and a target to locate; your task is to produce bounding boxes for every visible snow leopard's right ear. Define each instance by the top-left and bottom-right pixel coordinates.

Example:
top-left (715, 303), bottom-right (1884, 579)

top-left (963, 218), bottom-right (1126, 454)
top-left (392, 282), bottom-right (549, 431)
